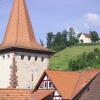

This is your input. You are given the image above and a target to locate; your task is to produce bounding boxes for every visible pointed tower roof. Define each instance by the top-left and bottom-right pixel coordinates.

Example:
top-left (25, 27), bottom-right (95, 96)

top-left (0, 0), bottom-right (50, 52)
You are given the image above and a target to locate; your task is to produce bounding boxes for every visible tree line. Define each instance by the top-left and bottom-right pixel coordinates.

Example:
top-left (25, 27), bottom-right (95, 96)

top-left (40, 27), bottom-right (99, 52)
top-left (47, 27), bottom-right (78, 51)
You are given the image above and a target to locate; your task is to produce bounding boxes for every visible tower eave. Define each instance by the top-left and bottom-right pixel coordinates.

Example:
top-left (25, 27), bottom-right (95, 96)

top-left (0, 46), bottom-right (54, 56)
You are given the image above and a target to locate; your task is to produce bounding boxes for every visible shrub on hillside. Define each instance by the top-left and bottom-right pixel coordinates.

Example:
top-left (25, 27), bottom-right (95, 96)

top-left (68, 48), bottom-right (100, 71)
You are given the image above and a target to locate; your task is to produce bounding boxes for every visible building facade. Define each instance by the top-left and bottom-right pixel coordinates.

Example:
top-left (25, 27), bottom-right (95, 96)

top-left (79, 33), bottom-right (91, 43)
top-left (0, 0), bottom-right (53, 89)
top-left (33, 70), bottom-right (100, 100)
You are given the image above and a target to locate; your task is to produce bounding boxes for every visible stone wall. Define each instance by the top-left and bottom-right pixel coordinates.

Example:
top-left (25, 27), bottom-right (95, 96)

top-left (0, 52), bottom-right (49, 89)
top-left (16, 52), bottom-right (49, 89)
top-left (0, 53), bottom-right (13, 88)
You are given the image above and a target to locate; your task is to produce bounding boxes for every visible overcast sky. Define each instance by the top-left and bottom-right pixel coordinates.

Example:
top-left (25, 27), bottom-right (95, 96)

top-left (0, 0), bottom-right (100, 44)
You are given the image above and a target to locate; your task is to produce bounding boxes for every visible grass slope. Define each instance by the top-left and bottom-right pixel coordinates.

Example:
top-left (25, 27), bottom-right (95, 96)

top-left (50, 45), bottom-right (100, 70)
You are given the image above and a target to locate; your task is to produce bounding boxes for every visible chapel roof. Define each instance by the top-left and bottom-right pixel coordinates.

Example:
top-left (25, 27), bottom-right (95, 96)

top-left (83, 33), bottom-right (91, 38)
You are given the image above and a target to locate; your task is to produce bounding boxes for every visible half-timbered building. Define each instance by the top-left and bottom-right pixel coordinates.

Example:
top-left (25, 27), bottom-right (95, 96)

top-left (32, 69), bottom-right (100, 100)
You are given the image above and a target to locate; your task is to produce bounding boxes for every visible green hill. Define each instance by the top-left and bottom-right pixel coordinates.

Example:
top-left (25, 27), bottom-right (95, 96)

top-left (50, 45), bottom-right (100, 70)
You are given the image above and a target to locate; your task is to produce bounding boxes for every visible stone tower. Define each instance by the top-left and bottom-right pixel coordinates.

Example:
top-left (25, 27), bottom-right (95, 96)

top-left (0, 0), bottom-right (53, 89)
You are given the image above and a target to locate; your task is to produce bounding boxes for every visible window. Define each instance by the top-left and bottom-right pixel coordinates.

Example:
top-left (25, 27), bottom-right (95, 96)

top-left (8, 55), bottom-right (10, 58)
top-left (28, 56), bottom-right (31, 60)
top-left (44, 82), bottom-right (47, 88)
top-left (41, 57), bottom-right (44, 62)
top-left (3, 55), bottom-right (5, 59)
top-left (49, 81), bottom-right (53, 88)
top-left (21, 55), bottom-right (24, 60)
top-left (35, 57), bottom-right (38, 61)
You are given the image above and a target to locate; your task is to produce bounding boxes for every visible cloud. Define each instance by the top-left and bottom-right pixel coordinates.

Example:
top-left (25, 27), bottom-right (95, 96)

top-left (84, 13), bottom-right (100, 26)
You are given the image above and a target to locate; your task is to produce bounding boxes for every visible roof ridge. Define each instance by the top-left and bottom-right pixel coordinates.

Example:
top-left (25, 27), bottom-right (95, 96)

top-left (15, 0), bottom-right (20, 46)
top-left (71, 71), bottom-right (83, 99)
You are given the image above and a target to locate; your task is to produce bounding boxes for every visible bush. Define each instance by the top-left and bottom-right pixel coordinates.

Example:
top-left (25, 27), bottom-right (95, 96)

top-left (68, 48), bottom-right (100, 71)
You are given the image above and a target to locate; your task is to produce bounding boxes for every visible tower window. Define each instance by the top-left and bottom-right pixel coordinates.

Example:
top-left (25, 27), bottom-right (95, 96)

top-left (35, 57), bottom-right (37, 61)
top-left (28, 56), bottom-right (31, 61)
top-left (21, 55), bottom-right (24, 60)
top-left (8, 55), bottom-right (10, 58)
top-left (41, 57), bottom-right (44, 62)
top-left (3, 55), bottom-right (5, 59)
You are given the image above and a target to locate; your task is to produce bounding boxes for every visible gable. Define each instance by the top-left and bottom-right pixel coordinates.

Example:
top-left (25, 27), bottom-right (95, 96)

top-left (33, 73), bottom-right (62, 100)
top-left (79, 33), bottom-right (91, 39)
top-left (38, 75), bottom-right (54, 90)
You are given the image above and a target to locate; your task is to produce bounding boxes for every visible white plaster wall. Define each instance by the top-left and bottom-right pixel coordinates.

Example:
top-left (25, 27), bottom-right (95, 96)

top-left (0, 53), bottom-right (14, 88)
top-left (16, 52), bottom-right (49, 89)
top-left (53, 90), bottom-right (62, 99)
top-left (79, 34), bottom-right (91, 43)
top-left (0, 52), bottom-right (49, 89)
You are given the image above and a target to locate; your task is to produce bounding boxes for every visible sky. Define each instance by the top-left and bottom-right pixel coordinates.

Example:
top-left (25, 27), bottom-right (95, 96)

top-left (0, 0), bottom-right (100, 44)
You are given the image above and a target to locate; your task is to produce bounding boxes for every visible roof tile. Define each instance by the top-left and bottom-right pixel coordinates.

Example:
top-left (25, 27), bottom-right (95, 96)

top-left (0, 0), bottom-right (49, 52)
top-left (44, 69), bottom-right (100, 99)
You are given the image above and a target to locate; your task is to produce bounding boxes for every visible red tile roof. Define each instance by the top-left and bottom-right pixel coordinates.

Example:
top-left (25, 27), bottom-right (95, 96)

top-left (35, 69), bottom-right (100, 99)
top-left (0, 70), bottom-right (98, 100)
top-left (83, 33), bottom-right (91, 38)
top-left (32, 90), bottom-right (54, 100)
top-left (0, 89), bottom-right (33, 100)
top-left (72, 69), bottom-right (99, 98)
top-left (0, 0), bottom-right (50, 52)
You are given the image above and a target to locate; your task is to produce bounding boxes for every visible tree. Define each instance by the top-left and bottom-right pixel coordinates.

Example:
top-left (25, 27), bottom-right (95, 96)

top-left (62, 30), bottom-right (68, 45)
top-left (40, 39), bottom-right (44, 46)
top-left (77, 33), bottom-right (82, 38)
top-left (46, 30), bottom-right (69, 51)
top-left (53, 32), bottom-right (65, 51)
top-left (69, 27), bottom-right (75, 36)
top-left (68, 49), bottom-right (100, 71)
top-left (54, 32), bottom-right (62, 46)
top-left (68, 27), bottom-right (76, 39)
top-left (68, 27), bottom-right (78, 46)
top-left (47, 32), bottom-right (54, 48)
top-left (90, 31), bottom-right (99, 43)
